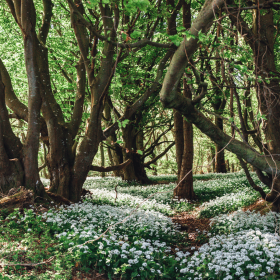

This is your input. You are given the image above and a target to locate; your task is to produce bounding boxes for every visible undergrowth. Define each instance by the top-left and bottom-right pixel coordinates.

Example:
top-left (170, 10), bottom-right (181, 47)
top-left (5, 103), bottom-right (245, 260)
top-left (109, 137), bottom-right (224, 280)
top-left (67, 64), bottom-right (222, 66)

top-left (0, 172), bottom-right (276, 279)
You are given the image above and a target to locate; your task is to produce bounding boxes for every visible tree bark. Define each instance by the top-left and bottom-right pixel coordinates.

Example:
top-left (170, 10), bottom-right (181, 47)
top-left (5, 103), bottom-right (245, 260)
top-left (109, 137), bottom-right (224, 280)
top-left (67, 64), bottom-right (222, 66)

top-left (171, 0), bottom-right (195, 200)
top-left (100, 143), bottom-right (105, 178)
top-left (122, 120), bottom-right (151, 184)
top-left (68, 3), bottom-right (117, 201)
top-left (174, 78), bottom-right (195, 200)
top-left (228, 0), bottom-right (280, 210)
top-left (104, 100), bottom-right (123, 177)
top-left (215, 116), bottom-right (227, 173)
top-left (174, 111), bottom-right (184, 177)
top-left (0, 79), bottom-right (24, 194)
top-left (20, 0), bottom-right (45, 196)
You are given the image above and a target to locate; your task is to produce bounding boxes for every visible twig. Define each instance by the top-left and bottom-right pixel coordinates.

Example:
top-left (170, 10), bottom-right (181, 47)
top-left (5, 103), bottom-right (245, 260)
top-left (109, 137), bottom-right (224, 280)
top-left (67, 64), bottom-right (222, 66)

top-left (115, 184), bottom-right (118, 203)
top-left (0, 256), bottom-right (55, 267)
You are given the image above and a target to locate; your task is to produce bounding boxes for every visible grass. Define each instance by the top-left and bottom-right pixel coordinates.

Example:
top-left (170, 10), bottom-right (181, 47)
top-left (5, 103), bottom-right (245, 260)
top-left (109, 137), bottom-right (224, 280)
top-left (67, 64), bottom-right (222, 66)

top-left (0, 172), bottom-right (278, 279)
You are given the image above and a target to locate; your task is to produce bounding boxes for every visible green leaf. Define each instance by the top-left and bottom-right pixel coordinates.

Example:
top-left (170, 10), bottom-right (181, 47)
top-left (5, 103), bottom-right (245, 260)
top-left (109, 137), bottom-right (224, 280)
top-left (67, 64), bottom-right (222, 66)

top-left (137, 150), bottom-right (143, 155)
top-left (168, 34), bottom-right (182, 46)
top-left (256, 113), bottom-right (267, 121)
top-left (130, 30), bottom-right (142, 39)
top-left (198, 30), bottom-right (206, 43)
top-left (121, 33), bottom-right (127, 41)
top-left (131, 271), bottom-right (138, 278)
top-left (122, 119), bottom-right (130, 128)
top-left (183, 31), bottom-right (196, 41)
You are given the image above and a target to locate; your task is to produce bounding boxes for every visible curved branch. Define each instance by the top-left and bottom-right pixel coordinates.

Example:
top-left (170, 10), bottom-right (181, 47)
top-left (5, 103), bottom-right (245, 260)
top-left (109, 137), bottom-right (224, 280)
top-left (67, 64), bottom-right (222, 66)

top-left (89, 159), bottom-right (132, 172)
top-left (191, 82), bottom-right (208, 105)
top-left (144, 126), bottom-right (174, 157)
top-left (0, 75), bottom-right (22, 159)
top-left (160, 0), bottom-right (224, 104)
top-left (69, 55), bottom-right (86, 138)
top-left (255, 168), bottom-right (272, 188)
top-left (38, 162), bottom-right (47, 172)
top-left (161, 88), bottom-right (280, 175)
top-left (0, 57), bottom-right (48, 141)
top-left (5, 0), bottom-right (20, 26)
top-left (0, 58), bottom-right (28, 122)
top-left (106, 95), bottom-right (121, 119)
top-left (38, 0), bottom-right (53, 44)
top-left (144, 142), bottom-right (175, 167)
top-left (238, 156), bottom-right (267, 199)
top-left (69, 0), bottom-right (90, 76)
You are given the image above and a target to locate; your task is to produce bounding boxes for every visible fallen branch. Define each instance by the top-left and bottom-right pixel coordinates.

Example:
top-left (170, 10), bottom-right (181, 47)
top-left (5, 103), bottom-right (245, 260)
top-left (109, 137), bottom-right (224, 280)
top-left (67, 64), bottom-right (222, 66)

top-left (0, 256), bottom-right (55, 267)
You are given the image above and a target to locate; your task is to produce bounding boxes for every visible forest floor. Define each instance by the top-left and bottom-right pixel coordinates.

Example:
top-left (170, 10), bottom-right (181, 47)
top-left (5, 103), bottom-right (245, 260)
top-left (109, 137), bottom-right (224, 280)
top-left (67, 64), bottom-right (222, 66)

top-left (0, 172), bottom-right (278, 280)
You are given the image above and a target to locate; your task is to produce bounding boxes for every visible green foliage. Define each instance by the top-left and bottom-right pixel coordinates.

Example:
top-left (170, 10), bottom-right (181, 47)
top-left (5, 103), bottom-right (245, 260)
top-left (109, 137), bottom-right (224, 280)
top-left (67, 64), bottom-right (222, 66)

top-left (0, 208), bottom-right (74, 279)
top-left (117, 119), bottom-right (130, 128)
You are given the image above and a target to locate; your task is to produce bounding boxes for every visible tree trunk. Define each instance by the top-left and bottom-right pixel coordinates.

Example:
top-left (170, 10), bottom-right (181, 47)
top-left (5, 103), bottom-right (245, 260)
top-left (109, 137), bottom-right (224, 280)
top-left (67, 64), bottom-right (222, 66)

top-left (122, 122), bottom-right (151, 184)
top-left (215, 117), bottom-right (227, 173)
top-left (151, 152), bottom-right (158, 175)
top-left (207, 153), bottom-right (212, 173)
top-left (104, 100), bottom-right (123, 177)
top-left (46, 52), bottom-right (86, 199)
top-left (174, 111), bottom-right (184, 177)
top-left (20, 0), bottom-right (45, 196)
top-left (100, 143), bottom-right (105, 178)
top-left (174, 78), bottom-right (195, 200)
top-left (47, 129), bottom-right (74, 198)
top-left (170, 0), bottom-right (195, 200)
top-left (226, 160), bottom-right (229, 172)
top-left (210, 146), bottom-right (215, 172)
top-left (229, 1), bottom-right (280, 210)
top-left (0, 79), bottom-right (24, 194)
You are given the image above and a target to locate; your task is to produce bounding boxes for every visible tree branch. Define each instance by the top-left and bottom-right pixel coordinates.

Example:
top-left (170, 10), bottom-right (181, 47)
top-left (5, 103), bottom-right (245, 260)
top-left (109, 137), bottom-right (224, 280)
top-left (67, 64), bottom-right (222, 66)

top-left (143, 126), bottom-right (174, 157)
top-left (69, 55), bottom-right (86, 138)
top-left (103, 49), bottom-right (174, 139)
top-left (0, 257), bottom-right (55, 268)
top-left (67, 0), bottom-right (173, 49)
top-left (38, 0), bottom-right (53, 44)
top-left (89, 159), bottom-right (132, 172)
top-left (38, 162), bottom-right (47, 172)
top-left (255, 168), bottom-right (272, 188)
top-left (0, 58), bottom-right (29, 122)
top-left (191, 82), bottom-right (208, 105)
top-left (144, 142), bottom-right (175, 167)
top-left (160, 0), bottom-right (225, 105)
top-left (238, 156), bottom-right (267, 199)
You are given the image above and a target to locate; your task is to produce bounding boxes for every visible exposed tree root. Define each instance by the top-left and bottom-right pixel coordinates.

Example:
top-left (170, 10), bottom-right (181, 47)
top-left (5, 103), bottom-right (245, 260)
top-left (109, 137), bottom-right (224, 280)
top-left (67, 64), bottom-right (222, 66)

top-left (0, 187), bottom-right (33, 214)
top-left (0, 187), bottom-right (73, 218)
top-left (46, 191), bottom-right (72, 205)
